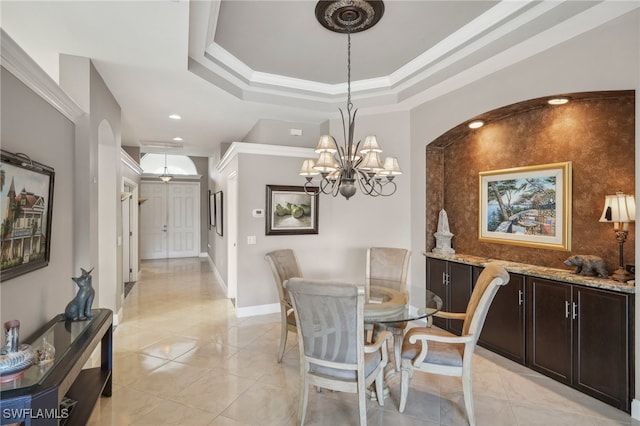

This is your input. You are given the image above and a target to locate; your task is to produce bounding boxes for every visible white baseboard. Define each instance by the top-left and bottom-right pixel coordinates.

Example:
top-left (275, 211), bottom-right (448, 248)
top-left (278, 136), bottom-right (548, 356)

top-left (236, 303), bottom-right (280, 318)
top-left (199, 252), bottom-right (208, 258)
top-left (207, 255), bottom-right (228, 294)
top-left (631, 399), bottom-right (640, 420)
top-left (113, 305), bottom-right (123, 327)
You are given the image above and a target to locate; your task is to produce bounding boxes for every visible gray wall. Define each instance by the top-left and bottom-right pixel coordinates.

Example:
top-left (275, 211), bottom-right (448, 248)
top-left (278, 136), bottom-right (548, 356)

top-left (242, 118), bottom-right (329, 148)
top-left (0, 68), bottom-right (76, 337)
top-left (212, 109), bottom-right (411, 310)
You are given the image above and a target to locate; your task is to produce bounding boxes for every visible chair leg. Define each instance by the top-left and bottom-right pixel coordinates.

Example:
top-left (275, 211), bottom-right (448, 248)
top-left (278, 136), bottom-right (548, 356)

top-left (278, 310), bottom-right (287, 363)
top-left (399, 361), bottom-right (411, 413)
top-left (393, 329), bottom-right (402, 372)
top-left (357, 379), bottom-right (367, 426)
top-left (375, 368), bottom-right (384, 407)
top-left (299, 378), bottom-right (309, 426)
top-left (462, 369), bottom-right (475, 426)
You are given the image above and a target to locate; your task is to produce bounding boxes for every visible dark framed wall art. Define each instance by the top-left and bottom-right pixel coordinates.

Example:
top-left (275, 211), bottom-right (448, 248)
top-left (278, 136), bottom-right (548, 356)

top-left (214, 190), bottom-right (223, 237)
top-left (0, 149), bottom-right (55, 281)
top-left (266, 185), bottom-right (319, 235)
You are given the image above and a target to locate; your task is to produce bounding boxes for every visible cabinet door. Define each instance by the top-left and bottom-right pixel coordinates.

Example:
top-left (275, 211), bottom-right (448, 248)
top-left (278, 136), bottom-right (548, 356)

top-left (426, 258), bottom-right (447, 330)
top-left (573, 286), bottom-right (630, 411)
top-left (479, 272), bottom-right (526, 364)
top-left (527, 277), bottom-right (572, 384)
top-left (448, 262), bottom-right (473, 335)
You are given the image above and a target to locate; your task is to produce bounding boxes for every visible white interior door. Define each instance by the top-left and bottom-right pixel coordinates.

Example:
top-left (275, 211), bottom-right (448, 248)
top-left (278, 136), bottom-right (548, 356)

top-left (140, 182), bottom-right (168, 259)
top-left (122, 193), bottom-right (132, 283)
top-left (167, 182), bottom-right (200, 258)
top-left (140, 181), bottom-right (200, 260)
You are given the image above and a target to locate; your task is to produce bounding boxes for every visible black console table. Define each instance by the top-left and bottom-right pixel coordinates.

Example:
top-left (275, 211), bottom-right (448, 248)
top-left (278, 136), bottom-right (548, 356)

top-left (1, 309), bottom-right (113, 425)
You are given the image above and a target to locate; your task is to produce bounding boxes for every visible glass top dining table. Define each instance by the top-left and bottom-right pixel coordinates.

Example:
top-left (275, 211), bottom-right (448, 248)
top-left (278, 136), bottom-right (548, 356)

top-left (364, 285), bottom-right (443, 324)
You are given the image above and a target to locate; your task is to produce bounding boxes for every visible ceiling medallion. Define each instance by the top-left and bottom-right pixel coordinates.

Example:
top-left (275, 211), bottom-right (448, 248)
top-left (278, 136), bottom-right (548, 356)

top-left (315, 0), bottom-right (385, 33)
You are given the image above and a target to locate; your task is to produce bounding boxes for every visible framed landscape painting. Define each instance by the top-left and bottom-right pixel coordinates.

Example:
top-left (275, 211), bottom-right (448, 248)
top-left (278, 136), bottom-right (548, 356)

top-left (479, 162), bottom-right (571, 250)
top-left (266, 185), bottom-right (318, 235)
top-left (0, 150), bottom-right (55, 281)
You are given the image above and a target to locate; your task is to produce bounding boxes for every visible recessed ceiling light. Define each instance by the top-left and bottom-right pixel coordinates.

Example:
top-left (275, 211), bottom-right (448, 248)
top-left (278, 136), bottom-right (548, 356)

top-left (172, 137), bottom-right (183, 141)
top-left (468, 120), bottom-right (484, 129)
top-left (547, 98), bottom-right (569, 105)
top-left (169, 114), bottom-right (181, 120)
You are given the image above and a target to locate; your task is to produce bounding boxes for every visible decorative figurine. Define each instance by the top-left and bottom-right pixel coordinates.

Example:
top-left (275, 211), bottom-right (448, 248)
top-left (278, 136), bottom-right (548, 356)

top-left (0, 320), bottom-right (35, 382)
top-left (564, 255), bottom-right (608, 278)
top-left (64, 267), bottom-right (95, 320)
top-left (432, 209), bottom-right (455, 254)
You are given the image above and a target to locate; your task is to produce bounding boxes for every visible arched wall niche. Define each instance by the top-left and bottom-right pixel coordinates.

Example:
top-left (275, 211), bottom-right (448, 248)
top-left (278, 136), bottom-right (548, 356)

top-left (425, 90), bottom-right (635, 271)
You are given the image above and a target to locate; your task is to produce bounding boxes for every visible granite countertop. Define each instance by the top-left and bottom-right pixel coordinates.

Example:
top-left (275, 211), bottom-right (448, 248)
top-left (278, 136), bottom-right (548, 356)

top-left (424, 252), bottom-right (635, 294)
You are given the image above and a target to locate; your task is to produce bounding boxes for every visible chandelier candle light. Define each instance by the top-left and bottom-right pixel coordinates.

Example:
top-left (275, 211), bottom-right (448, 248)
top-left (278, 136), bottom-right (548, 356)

top-left (300, 0), bottom-right (401, 200)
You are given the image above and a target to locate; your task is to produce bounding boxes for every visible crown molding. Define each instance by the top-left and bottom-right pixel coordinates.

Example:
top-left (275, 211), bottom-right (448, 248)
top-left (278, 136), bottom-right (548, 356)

top-left (1, 29), bottom-right (86, 122)
top-left (120, 148), bottom-right (143, 175)
top-left (216, 142), bottom-right (315, 172)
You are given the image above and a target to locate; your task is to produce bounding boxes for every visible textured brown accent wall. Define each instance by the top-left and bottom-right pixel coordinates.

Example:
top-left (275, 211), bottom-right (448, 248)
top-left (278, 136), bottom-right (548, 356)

top-left (426, 91), bottom-right (635, 273)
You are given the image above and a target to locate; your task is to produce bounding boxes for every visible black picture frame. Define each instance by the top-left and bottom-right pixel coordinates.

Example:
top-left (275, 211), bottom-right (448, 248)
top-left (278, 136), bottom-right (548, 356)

top-left (208, 190), bottom-right (213, 230)
top-left (0, 149), bottom-right (55, 282)
top-left (266, 185), bottom-right (319, 235)
top-left (214, 190), bottom-right (223, 237)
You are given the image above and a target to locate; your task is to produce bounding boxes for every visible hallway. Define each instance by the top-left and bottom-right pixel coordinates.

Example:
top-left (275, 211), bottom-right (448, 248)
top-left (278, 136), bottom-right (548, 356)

top-left (88, 258), bottom-right (636, 425)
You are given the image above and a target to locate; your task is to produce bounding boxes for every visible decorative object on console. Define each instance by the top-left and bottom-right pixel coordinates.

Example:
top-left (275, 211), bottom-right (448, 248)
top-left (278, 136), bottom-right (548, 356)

top-left (300, 0), bottom-right (402, 200)
top-left (0, 150), bottom-right (55, 282)
top-left (64, 267), bottom-right (95, 320)
top-left (35, 333), bottom-right (55, 366)
top-left (478, 162), bottom-right (572, 251)
top-left (0, 320), bottom-right (35, 382)
top-left (432, 209), bottom-right (455, 254)
top-left (563, 255), bottom-right (608, 278)
top-left (266, 185), bottom-right (319, 235)
top-left (599, 192), bottom-right (636, 282)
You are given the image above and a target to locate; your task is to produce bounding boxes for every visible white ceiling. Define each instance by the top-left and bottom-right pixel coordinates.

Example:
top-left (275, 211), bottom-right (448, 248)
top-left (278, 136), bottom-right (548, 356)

top-left (1, 1), bottom-right (638, 157)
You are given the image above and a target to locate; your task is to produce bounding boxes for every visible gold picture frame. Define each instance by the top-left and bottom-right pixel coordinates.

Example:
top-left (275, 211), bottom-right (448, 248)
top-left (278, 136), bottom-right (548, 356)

top-left (479, 162), bottom-right (572, 250)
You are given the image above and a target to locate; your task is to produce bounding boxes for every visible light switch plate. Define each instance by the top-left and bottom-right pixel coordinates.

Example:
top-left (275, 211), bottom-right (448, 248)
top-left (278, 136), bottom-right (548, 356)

top-left (247, 236), bottom-right (256, 245)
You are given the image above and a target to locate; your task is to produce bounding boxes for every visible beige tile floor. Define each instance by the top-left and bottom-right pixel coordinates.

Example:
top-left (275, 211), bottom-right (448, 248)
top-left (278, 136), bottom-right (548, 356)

top-left (88, 257), bottom-right (638, 426)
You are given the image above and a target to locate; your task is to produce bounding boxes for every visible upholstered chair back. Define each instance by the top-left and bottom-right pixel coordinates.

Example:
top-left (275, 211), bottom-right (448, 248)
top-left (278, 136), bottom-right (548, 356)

top-left (265, 249), bottom-right (303, 304)
top-left (366, 247), bottom-right (410, 296)
top-left (285, 278), bottom-right (366, 378)
top-left (462, 262), bottom-right (511, 339)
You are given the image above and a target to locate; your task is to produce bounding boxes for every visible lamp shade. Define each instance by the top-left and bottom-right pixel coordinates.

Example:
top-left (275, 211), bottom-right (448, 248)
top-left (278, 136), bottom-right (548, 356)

top-left (299, 159), bottom-right (319, 176)
top-left (378, 156), bottom-right (402, 175)
top-left (313, 152), bottom-right (338, 173)
top-left (359, 152), bottom-right (383, 170)
top-left (314, 135), bottom-right (337, 153)
top-left (360, 135), bottom-right (382, 154)
top-left (599, 192), bottom-right (636, 223)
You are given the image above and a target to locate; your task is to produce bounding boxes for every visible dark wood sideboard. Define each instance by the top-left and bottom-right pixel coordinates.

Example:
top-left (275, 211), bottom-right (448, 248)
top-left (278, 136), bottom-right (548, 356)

top-left (1, 309), bottom-right (113, 425)
top-left (426, 254), bottom-right (634, 413)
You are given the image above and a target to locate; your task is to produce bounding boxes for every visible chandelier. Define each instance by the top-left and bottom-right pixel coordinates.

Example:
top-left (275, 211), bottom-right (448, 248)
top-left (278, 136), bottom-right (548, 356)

top-left (159, 154), bottom-right (173, 183)
top-left (300, 0), bottom-right (401, 200)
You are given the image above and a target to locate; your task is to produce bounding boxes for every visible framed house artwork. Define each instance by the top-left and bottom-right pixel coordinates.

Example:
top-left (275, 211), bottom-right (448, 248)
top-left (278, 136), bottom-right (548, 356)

top-left (0, 150), bottom-right (55, 281)
top-left (479, 162), bottom-right (572, 250)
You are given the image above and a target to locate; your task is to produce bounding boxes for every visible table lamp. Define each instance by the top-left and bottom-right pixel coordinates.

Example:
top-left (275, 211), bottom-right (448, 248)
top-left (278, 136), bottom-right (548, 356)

top-left (599, 192), bottom-right (636, 282)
